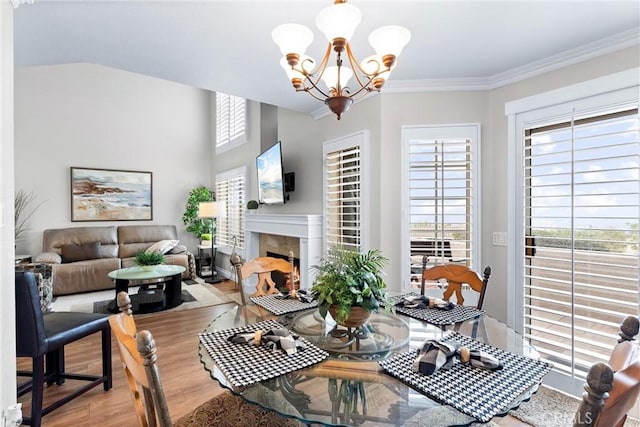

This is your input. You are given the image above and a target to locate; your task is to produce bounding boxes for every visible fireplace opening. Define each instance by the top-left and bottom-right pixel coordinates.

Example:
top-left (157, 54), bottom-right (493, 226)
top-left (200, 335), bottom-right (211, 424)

top-left (266, 251), bottom-right (300, 291)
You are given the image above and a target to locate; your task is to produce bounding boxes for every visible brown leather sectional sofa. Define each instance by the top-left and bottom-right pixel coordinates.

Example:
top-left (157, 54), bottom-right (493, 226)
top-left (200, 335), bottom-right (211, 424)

top-left (34, 225), bottom-right (196, 296)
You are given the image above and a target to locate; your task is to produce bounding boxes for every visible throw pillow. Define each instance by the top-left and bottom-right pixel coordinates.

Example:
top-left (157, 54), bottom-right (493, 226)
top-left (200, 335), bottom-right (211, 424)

top-left (34, 252), bottom-right (62, 264)
top-left (168, 244), bottom-right (187, 254)
top-left (146, 239), bottom-right (179, 255)
top-left (61, 241), bottom-right (102, 263)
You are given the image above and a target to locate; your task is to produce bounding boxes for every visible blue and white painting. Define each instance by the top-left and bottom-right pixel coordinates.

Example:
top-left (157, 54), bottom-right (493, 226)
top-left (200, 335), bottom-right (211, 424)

top-left (71, 167), bottom-right (152, 221)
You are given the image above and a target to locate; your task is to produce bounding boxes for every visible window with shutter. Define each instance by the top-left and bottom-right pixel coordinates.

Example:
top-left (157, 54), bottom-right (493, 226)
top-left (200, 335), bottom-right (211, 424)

top-left (215, 166), bottom-right (246, 252)
top-left (323, 131), bottom-right (369, 252)
top-left (216, 92), bottom-right (248, 153)
top-left (523, 108), bottom-right (639, 383)
top-left (507, 72), bottom-right (639, 394)
top-left (403, 125), bottom-right (480, 290)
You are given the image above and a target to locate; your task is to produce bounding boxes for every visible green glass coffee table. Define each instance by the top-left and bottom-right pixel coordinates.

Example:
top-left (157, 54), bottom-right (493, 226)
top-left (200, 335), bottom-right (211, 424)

top-left (107, 265), bottom-right (186, 314)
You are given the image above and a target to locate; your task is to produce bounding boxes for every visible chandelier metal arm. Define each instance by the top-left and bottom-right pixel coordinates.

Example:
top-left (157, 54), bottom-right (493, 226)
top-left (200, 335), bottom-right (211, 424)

top-left (299, 43), bottom-right (334, 99)
top-left (299, 87), bottom-right (329, 102)
top-left (345, 43), bottom-right (376, 87)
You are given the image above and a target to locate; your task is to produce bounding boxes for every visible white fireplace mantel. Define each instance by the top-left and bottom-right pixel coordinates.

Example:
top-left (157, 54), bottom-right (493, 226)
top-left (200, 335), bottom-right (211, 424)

top-left (245, 214), bottom-right (322, 289)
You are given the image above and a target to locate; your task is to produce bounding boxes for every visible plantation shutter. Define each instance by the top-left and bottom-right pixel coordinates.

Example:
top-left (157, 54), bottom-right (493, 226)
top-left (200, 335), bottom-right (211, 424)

top-left (215, 167), bottom-right (246, 250)
top-left (408, 137), bottom-right (474, 265)
top-left (216, 92), bottom-right (247, 149)
top-left (325, 145), bottom-right (361, 251)
top-left (523, 108), bottom-right (639, 380)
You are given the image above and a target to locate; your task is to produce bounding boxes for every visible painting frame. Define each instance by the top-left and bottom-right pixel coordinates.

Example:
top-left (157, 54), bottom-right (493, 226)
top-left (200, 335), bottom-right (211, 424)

top-left (70, 167), bottom-right (153, 222)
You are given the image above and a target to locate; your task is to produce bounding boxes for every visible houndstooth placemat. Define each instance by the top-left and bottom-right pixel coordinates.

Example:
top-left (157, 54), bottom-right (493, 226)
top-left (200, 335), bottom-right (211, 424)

top-left (250, 295), bottom-right (318, 315)
top-left (386, 293), bottom-right (483, 325)
top-left (199, 319), bottom-right (328, 387)
top-left (379, 331), bottom-right (552, 423)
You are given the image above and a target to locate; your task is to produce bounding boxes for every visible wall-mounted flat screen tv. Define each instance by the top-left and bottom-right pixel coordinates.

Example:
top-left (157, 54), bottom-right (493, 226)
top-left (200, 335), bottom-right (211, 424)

top-left (256, 141), bottom-right (286, 205)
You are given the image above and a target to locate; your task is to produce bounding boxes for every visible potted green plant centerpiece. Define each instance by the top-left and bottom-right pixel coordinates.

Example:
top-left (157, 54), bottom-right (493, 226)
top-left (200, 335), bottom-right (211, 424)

top-left (135, 251), bottom-right (166, 271)
top-left (311, 245), bottom-right (390, 327)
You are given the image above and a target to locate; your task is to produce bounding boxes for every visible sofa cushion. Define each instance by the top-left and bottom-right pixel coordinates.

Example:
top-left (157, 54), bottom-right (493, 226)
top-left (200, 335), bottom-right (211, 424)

top-left (61, 241), bottom-right (102, 263)
top-left (146, 239), bottom-right (179, 255)
top-left (52, 257), bottom-right (121, 296)
top-left (42, 226), bottom-right (119, 259)
top-left (118, 225), bottom-right (179, 259)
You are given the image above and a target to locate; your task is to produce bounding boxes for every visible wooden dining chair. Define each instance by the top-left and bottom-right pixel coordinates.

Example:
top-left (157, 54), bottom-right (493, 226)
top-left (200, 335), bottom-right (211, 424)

top-left (574, 315), bottom-right (640, 427)
top-left (421, 261), bottom-right (492, 309)
top-left (232, 252), bottom-right (295, 304)
top-left (108, 292), bottom-right (304, 427)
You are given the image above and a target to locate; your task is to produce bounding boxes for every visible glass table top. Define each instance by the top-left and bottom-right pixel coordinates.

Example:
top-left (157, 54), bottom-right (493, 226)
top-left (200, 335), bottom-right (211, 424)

top-left (107, 264), bottom-right (185, 280)
top-left (198, 303), bottom-right (543, 427)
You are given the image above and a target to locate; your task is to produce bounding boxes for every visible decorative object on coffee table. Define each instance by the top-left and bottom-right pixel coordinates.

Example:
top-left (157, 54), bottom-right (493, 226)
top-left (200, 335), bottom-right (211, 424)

top-left (311, 245), bottom-right (390, 327)
top-left (134, 251), bottom-right (165, 271)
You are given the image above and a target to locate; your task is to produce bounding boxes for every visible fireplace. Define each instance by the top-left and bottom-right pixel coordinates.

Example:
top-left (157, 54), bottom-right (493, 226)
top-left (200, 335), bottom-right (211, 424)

top-left (245, 214), bottom-right (322, 290)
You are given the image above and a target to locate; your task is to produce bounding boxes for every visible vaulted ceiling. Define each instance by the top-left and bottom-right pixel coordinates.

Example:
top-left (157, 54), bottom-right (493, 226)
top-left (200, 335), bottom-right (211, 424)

top-left (13, 1), bottom-right (640, 116)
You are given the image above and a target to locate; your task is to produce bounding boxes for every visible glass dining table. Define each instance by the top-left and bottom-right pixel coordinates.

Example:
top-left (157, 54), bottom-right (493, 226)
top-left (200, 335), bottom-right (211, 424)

top-left (198, 300), bottom-right (548, 427)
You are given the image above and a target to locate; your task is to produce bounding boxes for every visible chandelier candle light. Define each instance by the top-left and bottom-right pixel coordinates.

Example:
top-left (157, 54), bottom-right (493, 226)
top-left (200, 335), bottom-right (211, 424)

top-left (272, 0), bottom-right (410, 120)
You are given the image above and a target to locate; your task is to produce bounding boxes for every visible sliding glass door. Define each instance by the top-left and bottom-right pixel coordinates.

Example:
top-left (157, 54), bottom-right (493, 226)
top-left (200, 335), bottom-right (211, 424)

top-left (522, 107), bottom-right (639, 388)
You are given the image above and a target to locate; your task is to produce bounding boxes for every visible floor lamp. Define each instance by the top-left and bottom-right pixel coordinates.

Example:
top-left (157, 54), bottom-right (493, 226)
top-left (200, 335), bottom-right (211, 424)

top-left (198, 201), bottom-right (226, 284)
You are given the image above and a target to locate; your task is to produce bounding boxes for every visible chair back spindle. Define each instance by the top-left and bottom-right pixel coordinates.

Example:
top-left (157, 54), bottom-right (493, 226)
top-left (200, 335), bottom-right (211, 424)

top-left (109, 292), bottom-right (172, 427)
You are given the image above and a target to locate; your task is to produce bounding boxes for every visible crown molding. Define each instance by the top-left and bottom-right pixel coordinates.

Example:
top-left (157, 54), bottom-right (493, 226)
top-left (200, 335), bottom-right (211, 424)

top-left (383, 28), bottom-right (639, 95)
top-left (10, 0), bottom-right (34, 9)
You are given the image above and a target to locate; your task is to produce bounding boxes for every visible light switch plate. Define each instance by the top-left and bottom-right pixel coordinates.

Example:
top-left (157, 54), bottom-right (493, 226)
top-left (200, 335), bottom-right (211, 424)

top-left (492, 232), bottom-right (507, 246)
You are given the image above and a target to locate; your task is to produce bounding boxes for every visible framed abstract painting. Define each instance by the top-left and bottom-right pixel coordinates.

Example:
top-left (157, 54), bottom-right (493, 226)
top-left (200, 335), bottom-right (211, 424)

top-left (70, 167), bottom-right (153, 221)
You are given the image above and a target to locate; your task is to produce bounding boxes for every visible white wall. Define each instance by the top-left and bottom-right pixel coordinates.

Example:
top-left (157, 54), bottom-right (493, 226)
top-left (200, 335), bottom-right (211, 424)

top-left (1, 1), bottom-right (17, 420)
top-left (14, 63), bottom-right (213, 255)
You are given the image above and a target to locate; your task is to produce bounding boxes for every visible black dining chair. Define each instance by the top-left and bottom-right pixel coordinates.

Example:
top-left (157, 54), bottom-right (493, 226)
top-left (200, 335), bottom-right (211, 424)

top-left (15, 271), bottom-right (112, 427)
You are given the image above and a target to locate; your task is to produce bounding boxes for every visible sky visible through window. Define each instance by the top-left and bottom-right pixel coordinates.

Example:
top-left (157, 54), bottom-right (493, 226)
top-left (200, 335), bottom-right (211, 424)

top-left (526, 112), bottom-right (639, 257)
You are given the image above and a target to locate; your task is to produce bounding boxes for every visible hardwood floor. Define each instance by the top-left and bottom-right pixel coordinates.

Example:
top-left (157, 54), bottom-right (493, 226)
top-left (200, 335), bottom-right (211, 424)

top-left (17, 281), bottom-right (239, 427)
top-left (16, 280), bottom-right (527, 426)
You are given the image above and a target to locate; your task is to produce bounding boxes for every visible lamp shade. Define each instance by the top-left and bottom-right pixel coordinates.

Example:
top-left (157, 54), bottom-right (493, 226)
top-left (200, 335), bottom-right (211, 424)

top-left (272, 23), bottom-right (314, 56)
top-left (368, 25), bottom-right (411, 56)
top-left (321, 65), bottom-right (353, 91)
top-left (360, 54), bottom-right (395, 79)
top-left (280, 55), bottom-right (315, 79)
top-left (198, 201), bottom-right (227, 219)
top-left (315, 2), bottom-right (361, 43)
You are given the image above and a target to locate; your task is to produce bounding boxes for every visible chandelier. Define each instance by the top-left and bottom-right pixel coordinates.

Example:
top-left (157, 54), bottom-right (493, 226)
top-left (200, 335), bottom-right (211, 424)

top-left (272, 0), bottom-right (410, 120)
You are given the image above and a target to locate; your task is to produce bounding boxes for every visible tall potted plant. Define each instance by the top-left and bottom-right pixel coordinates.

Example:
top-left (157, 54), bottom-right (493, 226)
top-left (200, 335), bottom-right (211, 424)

top-left (311, 245), bottom-right (390, 327)
top-left (182, 186), bottom-right (214, 239)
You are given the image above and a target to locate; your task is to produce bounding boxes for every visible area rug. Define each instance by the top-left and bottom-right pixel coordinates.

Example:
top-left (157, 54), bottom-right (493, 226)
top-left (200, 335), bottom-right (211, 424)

top-left (92, 290), bottom-right (196, 314)
top-left (508, 385), bottom-right (640, 427)
top-left (50, 279), bottom-right (237, 314)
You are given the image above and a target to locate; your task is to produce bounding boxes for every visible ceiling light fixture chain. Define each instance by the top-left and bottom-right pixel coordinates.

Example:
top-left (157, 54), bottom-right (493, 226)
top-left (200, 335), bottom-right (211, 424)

top-left (273, 0), bottom-right (410, 120)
